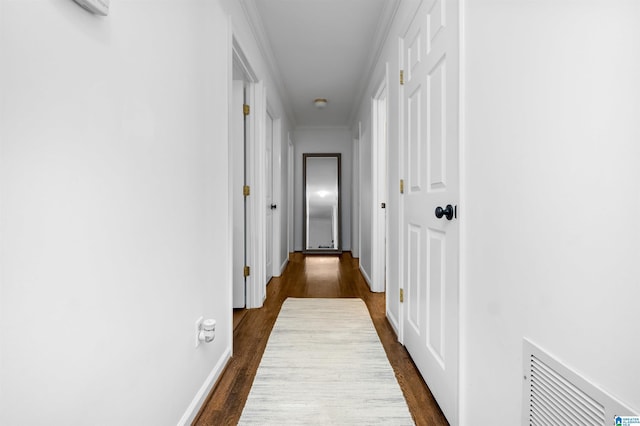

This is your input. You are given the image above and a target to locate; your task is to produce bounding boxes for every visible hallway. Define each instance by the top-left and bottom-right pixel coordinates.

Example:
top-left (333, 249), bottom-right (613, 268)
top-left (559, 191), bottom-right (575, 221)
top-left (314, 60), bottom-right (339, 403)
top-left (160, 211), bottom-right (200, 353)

top-left (193, 253), bottom-right (448, 426)
top-left (2, 1), bottom-right (640, 424)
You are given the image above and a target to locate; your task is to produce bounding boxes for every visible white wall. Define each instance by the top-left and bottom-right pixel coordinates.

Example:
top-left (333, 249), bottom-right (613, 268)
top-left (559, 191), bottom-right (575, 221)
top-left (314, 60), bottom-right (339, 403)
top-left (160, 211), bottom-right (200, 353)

top-left (293, 128), bottom-right (352, 252)
top-left (0, 1), bottom-right (231, 424)
top-left (277, 123), bottom-right (290, 270)
top-left (350, 138), bottom-right (360, 259)
top-left (357, 123), bottom-right (373, 282)
top-left (462, 0), bottom-right (640, 422)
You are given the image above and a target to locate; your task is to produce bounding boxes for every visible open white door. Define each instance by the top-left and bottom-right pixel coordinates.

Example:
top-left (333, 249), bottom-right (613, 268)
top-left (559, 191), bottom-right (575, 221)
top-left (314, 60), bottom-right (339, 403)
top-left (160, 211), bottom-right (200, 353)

top-left (402, 0), bottom-right (460, 423)
top-left (232, 80), bottom-right (246, 309)
top-left (231, 38), bottom-right (270, 308)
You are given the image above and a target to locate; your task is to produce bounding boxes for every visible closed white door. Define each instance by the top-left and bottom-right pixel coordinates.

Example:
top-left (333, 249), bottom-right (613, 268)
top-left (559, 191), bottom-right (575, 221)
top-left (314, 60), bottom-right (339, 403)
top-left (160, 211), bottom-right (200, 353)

top-left (373, 85), bottom-right (388, 293)
top-left (265, 112), bottom-right (274, 284)
top-left (402, 0), bottom-right (459, 423)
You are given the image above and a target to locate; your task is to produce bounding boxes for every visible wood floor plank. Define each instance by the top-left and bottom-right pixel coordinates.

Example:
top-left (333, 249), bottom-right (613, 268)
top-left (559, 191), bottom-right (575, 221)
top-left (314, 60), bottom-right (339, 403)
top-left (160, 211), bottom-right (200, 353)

top-left (193, 252), bottom-right (448, 426)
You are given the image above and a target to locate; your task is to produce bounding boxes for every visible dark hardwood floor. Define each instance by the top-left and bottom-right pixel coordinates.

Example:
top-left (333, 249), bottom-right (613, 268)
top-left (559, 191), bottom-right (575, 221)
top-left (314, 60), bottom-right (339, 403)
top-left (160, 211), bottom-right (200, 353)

top-left (193, 252), bottom-right (448, 426)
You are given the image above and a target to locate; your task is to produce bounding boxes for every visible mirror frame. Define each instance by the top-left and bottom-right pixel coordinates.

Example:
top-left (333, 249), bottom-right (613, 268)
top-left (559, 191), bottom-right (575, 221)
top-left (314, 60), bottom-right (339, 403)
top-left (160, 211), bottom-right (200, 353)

top-left (302, 153), bottom-right (342, 254)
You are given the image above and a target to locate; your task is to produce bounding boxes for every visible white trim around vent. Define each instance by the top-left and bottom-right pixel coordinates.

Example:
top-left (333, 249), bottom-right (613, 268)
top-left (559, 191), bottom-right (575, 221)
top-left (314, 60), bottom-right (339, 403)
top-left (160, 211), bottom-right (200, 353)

top-left (522, 339), bottom-right (637, 425)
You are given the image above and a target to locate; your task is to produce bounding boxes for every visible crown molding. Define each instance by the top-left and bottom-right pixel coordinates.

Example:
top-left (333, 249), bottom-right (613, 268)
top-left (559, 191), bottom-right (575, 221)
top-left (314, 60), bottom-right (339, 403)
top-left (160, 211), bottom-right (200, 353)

top-left (239, 0), bottom-right (298, 128)
top-left (294, 125), bottom-right (352, 132)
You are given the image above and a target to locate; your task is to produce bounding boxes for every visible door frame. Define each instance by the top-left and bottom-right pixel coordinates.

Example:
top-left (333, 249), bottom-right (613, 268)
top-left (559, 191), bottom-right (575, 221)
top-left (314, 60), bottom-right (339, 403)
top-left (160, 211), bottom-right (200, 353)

top-left (287, 133), bottom-right (295, 258)
top-left (371, 66), bottom-right (389, 293)
top-left (231, 36), bottom-right (267, 309)
top-left (270, 108), bottom-right (284, 277)
top-left (265, 103), bottom-right (284, 281)
top-left (396, 34), bottom-right (406, 344)
top-left (265, 107), bottom-right (274, 285)
top-left (230, 38), bottom-right (257, 311)
top-left (358, 122), bottom-right (363, 265)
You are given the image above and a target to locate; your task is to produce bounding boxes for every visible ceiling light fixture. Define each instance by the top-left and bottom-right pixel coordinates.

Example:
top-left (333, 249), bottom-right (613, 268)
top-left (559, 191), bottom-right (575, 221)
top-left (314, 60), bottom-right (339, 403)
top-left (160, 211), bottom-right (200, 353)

top-left (314, 98), bottom-right (328, 109)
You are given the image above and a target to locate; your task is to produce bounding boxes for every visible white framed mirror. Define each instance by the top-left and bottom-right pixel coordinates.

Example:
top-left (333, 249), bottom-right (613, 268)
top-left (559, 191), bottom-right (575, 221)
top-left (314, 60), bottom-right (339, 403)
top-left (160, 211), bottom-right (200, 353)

top-left (303, 153), bottom-right (342, 254)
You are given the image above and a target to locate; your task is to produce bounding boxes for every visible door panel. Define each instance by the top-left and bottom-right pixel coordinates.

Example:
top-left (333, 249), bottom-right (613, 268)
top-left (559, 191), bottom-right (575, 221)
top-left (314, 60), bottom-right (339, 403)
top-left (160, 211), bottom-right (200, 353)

top-left (427, 228), bottom-right (445, 366)
top-left (407, 224), bottom-right (422, 333)
top-left (408, 86), bottom-right (423, 191)
top-left (428, 56), bottom-right (446, 191)
top-left (402, 0), bottom-right (459, 423)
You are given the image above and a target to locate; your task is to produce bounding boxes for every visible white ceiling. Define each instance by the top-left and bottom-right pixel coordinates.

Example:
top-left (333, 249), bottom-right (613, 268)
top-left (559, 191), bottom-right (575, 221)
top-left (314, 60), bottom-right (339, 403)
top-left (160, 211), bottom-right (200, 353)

top-left (245, 0), bottom-right (399, 128)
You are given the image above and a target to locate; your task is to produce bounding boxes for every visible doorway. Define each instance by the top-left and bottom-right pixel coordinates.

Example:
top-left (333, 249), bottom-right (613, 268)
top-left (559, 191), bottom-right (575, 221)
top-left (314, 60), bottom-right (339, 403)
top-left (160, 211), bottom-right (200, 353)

top-left (372, 72), bottom-right (389, 293)
top-left (231, 38), bottom-right (266, 309)
top-left (265, 110), bottom-right (274, 284)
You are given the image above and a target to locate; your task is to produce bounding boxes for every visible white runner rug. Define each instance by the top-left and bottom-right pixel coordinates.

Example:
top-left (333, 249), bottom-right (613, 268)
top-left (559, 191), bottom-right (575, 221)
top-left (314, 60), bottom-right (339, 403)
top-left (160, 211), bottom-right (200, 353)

top-left (238, 298), bottom-right (414, 425)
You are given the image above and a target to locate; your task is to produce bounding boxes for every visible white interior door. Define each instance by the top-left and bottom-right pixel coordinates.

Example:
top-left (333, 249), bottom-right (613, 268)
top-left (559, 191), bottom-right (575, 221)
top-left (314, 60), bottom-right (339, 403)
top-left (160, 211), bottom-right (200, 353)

top-left (402, 0), bottom-right (460, 423)
top-left (232, 80), bottom-right (246, 309)
top-left (265, 112), bottom-right (274, 284)
top-left (373, 84), bottom-right (388, 293)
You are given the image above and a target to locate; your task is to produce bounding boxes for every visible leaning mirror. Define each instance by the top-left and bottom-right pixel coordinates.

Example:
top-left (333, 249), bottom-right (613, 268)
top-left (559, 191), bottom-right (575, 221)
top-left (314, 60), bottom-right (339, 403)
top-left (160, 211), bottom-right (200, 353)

top-left (303, 153), bottom-right (341, 254)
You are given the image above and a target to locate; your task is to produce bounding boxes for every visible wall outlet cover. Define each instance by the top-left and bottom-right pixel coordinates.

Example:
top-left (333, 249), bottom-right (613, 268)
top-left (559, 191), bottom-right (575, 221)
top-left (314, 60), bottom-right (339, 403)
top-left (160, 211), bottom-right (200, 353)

top-left (194, 316), bottom-right (204, 348)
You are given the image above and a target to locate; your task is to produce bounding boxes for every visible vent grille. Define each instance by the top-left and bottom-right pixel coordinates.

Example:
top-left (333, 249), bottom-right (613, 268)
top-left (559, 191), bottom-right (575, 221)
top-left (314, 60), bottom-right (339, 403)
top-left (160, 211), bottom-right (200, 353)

top-left (528, 354), bottom-right (605, 425)
top-left (523, 339), bottom-right (637, 425)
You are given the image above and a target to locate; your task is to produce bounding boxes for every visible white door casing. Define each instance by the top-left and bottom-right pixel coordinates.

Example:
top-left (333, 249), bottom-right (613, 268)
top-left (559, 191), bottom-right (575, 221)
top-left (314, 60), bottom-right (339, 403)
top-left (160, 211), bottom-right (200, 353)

top-left (231, 39), bottom-right (267, 309)
top-left (287, 134), bottom-right (294, 257)
top-left (401, 0), bottom-right (460, 424)
top-left (357, 122), bottom-right (363, 263)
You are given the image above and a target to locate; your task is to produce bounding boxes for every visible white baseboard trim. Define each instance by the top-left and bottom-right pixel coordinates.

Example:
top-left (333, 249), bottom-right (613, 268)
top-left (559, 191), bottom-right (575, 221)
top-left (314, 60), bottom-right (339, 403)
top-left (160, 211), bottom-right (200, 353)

top-left (359, 264), bottom-right (372, 290)
top-left (177, 346), bottom-right (232, 426)
top-left (279, 258), bottom-right (289, 275)
top-left (387, 308), bottom-right (400, 339)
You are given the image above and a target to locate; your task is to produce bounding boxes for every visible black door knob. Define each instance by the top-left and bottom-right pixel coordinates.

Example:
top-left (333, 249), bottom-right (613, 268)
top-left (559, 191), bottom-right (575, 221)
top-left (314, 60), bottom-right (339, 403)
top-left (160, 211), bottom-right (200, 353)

top-left (270, 204), bottom-right (277, 210)
top-left (435, 204), bottom-right (454, 220)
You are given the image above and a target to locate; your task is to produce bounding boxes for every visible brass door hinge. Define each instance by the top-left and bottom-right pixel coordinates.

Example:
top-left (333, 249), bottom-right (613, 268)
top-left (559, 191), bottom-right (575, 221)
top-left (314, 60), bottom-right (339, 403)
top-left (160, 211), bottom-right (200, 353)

top-left (243, 104), bottom-right (250, 116)
top-left (400, 70), bottom-right (404, 85)
top-left (243, 185), bottom-right (250, 197)
top-left (244, 265), bottom-right (250, 277)
top-left (400, 179), bottom-right (404, 194)
top-left (400, 288), bottom-right (404, 303)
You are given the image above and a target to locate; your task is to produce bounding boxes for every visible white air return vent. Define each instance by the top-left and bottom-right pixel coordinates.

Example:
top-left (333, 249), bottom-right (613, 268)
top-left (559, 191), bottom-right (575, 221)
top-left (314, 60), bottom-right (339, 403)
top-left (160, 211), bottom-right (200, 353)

top-left (523, 339), bottom-right (637, 425)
